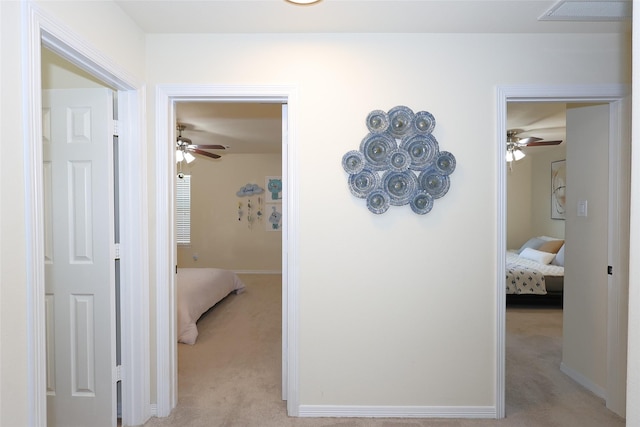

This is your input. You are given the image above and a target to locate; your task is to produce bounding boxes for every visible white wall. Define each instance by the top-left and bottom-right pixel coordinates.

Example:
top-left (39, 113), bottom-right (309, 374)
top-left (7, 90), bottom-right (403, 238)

top-left (562, 104), bottom-right (610, 394)
top-left (146, 32), bottom-right (629, 409)
top-left (34, 1), bottom-right (146, 80)
top-left (506, 157), bottom-right (533, 249)
top-left (0, 1), bottom-right (145, 425)
top-left (177, 153), bottom-right (282, 272)
top-left (507, 146), bottom-right (566, 250)
top-left (41, 47), bottom-right (110, 90)
top-left (1, 3), bottom-right (29, 424)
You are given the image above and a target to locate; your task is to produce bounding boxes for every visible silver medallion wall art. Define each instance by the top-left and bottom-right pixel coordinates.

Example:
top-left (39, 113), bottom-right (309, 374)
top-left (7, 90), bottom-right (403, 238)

top-left (342, 106), bottom-right (456, 214)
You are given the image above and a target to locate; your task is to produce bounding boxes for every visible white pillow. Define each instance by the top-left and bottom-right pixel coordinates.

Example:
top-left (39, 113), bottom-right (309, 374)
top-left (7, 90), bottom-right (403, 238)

top-left (519, 247), bottom-right (555, 265)
top-left (551, 244), bottom-right (565, 266)
top-left (517, 237), bottom-right (546, 254)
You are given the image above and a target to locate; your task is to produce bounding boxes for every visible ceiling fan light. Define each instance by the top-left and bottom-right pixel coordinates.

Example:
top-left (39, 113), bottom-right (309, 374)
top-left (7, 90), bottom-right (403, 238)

top-left (513, 149), bottom-right (526, 161)
top-left (176, 150), bottom-right (184, 163)
top-left (184, 151), bottom-right (196, 164)
top-left (505, 151), bottom-right (513, 162)
top-left (286, 0), bottom-right (322, 4)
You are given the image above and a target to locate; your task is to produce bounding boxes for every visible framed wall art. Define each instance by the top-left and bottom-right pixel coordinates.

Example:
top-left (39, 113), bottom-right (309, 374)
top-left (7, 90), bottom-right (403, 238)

top-left (266, 203), bottom-right (282, 231)
top-left (551, 159), bottom-right (566, 220)
top-left (265, 176), bottom-right (282, 203)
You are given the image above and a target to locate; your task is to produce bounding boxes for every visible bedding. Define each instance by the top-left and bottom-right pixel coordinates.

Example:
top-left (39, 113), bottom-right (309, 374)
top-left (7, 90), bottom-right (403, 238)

top-left (537, 239), bottom-right (564, 254)
top-left (177, 268), bottom-right (246, 345)
top-left (517, 237), bottom-right (547, 254)
top-left (506, 249), bottom-right (564, 295)
top-left (519, 247), bottom-right (556, 265)
top-left (551, 244), bottom-right (565, 266)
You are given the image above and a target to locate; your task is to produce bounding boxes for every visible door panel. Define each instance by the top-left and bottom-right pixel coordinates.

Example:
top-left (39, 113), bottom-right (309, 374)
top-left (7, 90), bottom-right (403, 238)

top-left (43, 88), bottom-right (116, 427)
top-left (562, 103), bottom-right (609, 394)
top-left (45, 294), bottom-right (56, 394)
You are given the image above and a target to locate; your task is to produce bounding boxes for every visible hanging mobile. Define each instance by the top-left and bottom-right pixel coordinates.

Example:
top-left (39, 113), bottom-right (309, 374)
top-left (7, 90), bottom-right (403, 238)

top-left (238, 202), bottom-right (242, 221)
top-left (256, 197), bottom-right (263, 221)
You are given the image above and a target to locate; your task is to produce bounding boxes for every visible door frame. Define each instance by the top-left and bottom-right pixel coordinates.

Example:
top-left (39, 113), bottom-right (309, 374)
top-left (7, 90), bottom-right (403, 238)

top-left (495, 84), bottom-right (630, 418)
top-left (154, 85), bottom-right (300, 417)
top-left (24, 3), bottom-right (149, 426)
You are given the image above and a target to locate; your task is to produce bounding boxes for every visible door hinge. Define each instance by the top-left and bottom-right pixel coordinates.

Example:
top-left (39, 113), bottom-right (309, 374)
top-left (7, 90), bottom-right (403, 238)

top-left (115, 365), bottom-right (123, 382)
top-left (112, 119), bottom-right (119, 137)
top-left (115, 243), bottom-right (121, 260)
top-left (608, 265), bottom-right (613, 275)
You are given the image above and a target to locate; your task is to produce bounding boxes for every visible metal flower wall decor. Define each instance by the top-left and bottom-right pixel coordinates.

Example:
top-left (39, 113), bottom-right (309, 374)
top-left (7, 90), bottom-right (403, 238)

top-left (342, 106), bottom-right (456, 215)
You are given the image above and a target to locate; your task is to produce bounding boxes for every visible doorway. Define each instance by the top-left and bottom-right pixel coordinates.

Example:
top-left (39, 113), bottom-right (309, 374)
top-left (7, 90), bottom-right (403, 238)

top-left (42, 47), bottom-right (121, 427)
top-left (505, 101), bottom-right (613, 417)
top-left (172, 101), bottom-right (284, 415)
top-left (26, 8), bottom-right (147, 426)
top-left (496, 85), bottom-right (631, 418)
top-left (154, 85), bottom-right (300, 417)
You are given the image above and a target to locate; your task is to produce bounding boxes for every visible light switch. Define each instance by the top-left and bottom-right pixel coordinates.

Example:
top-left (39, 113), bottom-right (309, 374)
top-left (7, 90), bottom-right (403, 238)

top-left (577, 200), bottom-right (588, 217)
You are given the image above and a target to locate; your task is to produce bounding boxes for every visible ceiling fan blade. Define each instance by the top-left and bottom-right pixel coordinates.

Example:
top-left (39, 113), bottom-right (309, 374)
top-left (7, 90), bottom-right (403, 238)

top-left (526, 140), bottom-right (563, 147)
top-left (189, 148), bottom-right (221, 159)
top-left (190, 144), bottom-right (227, 150)
top-left (516, 136), bottom-right (542, 145)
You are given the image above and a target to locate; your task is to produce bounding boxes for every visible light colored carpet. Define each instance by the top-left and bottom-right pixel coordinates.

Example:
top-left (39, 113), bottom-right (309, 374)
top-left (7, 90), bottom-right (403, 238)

top-left (143, 275), bottom-right (625, 427)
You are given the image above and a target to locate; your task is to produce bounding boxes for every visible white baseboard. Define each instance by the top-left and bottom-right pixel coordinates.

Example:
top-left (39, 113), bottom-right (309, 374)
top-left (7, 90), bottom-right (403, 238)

top-left (233, 270), bottom-right (282, 275)
top-left (297, 405), bottom-right (496, 418)
top-left (560, 362), bottom-right (606, 399)
top-left (147, 403), bottom-right (495, 420)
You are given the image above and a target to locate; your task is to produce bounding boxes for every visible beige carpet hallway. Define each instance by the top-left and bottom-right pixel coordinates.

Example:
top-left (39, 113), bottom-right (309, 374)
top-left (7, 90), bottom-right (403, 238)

top-left (143, 275), bottom-right (625, 427)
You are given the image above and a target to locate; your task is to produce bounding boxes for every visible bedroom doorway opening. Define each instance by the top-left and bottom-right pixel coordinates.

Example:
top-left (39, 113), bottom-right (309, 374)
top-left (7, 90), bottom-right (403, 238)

top-left (173, 100), bottom-right (284, 403)
top-left (497, 85), bottom-right (630, 419)
top-left (154, 85), bottom-right (299, 418)
top-left (503, 101), bottom-right (567, 417)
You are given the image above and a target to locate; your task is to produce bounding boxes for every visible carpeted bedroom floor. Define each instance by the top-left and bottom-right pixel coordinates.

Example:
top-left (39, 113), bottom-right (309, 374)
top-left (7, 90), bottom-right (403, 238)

top-left (143, 274), bottom-right (625, 427)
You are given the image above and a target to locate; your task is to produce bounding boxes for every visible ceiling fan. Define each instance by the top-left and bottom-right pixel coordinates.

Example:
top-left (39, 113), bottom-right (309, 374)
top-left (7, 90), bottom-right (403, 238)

top-left (176, 124), bottom-right (227, 163)
top-left (506, 128), bottom-right (563, 163)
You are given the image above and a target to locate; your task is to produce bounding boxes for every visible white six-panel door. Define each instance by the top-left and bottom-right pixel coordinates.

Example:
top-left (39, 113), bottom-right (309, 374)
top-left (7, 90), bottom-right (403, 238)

top-left (43, 88), bottom-right (117, 427)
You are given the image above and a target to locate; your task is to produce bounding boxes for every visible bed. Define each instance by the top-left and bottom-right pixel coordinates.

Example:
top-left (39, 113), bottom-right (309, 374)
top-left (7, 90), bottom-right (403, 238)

top-left (177, 268), bottom-right (246, 345)
top-left (506, 236), bottom-right (565, 305)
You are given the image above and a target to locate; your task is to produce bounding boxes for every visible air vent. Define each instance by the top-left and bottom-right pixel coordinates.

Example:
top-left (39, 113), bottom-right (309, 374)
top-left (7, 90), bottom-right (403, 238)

top-left (539, 0), bottom-right (631, 21)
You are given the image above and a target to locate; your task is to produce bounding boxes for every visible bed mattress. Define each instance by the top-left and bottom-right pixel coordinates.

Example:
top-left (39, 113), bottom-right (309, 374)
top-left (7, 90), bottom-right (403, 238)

top-left (177, 268), bottom-right (246, 345)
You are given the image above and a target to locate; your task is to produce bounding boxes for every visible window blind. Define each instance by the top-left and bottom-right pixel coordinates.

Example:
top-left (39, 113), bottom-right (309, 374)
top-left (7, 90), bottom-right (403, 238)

top-left (176, 175), bottom-right (191, 245)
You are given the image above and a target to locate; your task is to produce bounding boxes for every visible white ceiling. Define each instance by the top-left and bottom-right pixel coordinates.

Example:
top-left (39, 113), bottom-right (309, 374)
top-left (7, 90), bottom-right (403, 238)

top-left (115, 0), bottom-right (630, 34)
top-left (176, 102), bottom-right (283, 155)
top-left (148, 0), bottom-right (628, 157)
top-left (507, 102), bottom-right (567, 154)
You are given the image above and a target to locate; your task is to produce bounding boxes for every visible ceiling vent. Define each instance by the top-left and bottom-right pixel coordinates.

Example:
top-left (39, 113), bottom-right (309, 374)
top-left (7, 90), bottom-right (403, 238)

top-left (539, 0), bottom-right (631, 21)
